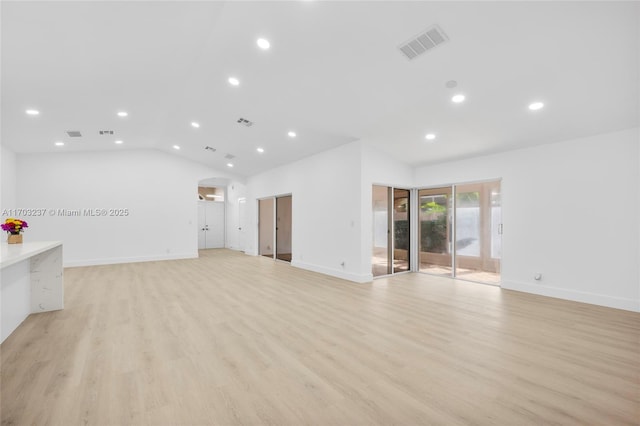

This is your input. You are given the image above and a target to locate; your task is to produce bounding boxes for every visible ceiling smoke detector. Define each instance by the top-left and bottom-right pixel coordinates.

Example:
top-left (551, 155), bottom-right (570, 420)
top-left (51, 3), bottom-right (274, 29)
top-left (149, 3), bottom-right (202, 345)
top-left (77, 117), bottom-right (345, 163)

top-left (66, 130), bottom-right (82, 137)
top-left (398, 24), bottom-right (449, 60)
top-left (236, 117), bottom-right (253, 127)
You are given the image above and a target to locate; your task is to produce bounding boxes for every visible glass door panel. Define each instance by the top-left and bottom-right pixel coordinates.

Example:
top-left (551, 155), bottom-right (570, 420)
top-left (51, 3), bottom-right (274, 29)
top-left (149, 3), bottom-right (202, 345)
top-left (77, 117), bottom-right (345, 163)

top-left (418, 187), bottom-right (453, 276)
top-left (258, 198), bottom-right (274, 258)
top-left (372, 185), bottom-right (391, 276)
top-left (487, 182), bottom-right (502, 277)
top-left (393, 188), bottom-right (410, 273)
top-left (276, 195), bottom-right (292, 262)
top-left (455, 182), bottom-right (501, 284)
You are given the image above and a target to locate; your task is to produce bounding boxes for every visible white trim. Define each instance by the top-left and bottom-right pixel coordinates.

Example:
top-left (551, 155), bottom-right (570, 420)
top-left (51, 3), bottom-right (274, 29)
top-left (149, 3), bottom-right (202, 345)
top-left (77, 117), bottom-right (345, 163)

top-left (64, 252), bottom-right (198, 268)
top-left (502, 280), bottom-right (640, 312)
top-left (292, 260), bottom-right (373, 283)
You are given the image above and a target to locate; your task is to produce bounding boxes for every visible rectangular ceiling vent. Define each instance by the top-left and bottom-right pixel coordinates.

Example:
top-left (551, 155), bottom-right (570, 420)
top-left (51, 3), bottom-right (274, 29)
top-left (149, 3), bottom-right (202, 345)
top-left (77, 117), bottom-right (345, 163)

top-left (398, 25), bottom-right (449, 60)
top-left (236, 117), bottom-right (253, 127)
top-left (224, 154), bottom-right (236, 160)
top-left (99, 130), bottom-right (114, 135)
top-left (66, 130), bottom-right (82, 137)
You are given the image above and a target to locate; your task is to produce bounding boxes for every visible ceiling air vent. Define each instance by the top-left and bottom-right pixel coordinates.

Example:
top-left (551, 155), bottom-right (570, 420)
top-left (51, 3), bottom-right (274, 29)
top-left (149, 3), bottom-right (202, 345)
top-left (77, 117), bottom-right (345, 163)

top-left (99, 130), bottom-right (114, 135)
top-left (236, 117), bottom-right (253, 127)
top-left (66, 130), bottom-right (82, 137)
top-left (398, 25), bottom-right (449, 60)
top-left (224, 154), bottom-right (236, 160)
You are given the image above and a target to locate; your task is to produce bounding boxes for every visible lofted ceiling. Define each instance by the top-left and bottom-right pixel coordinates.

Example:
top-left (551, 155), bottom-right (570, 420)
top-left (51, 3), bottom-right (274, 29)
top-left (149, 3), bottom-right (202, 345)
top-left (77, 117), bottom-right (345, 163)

top-left (2, 1), bottom-right (638, 178)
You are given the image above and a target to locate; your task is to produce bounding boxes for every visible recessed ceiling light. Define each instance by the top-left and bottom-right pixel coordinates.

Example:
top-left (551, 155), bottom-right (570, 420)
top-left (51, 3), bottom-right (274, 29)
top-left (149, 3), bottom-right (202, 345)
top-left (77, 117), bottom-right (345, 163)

top-left (173, 145), bottom-right (180, 150)
top-left (115, 140), bottom-right (123, 144)
top-left (257, 38), bottom-right (271, 50)
top-left (288, 131), bottom-right (297, 138)
top-left (227, 163), bottom-right (234, 168)
top-left (191, 122), bottom-right (200, 128)
top-left (256, 147), bottom-right (265, 153)
top-left (117, 111), bottom-right (128, 117)
top-left (451, 94), bottom-right (466, 103)
top-left (206, 194), bottom-right (222, 198)
top-left (54, 141), bottom-right (64, 146)
top-left (228, 77), bottom-right (240, 86)
top-left (425, 133), bottom-right (436, 141)
top-left (528, 101), bottom-right (544, 111)
top-left (26, 109), bottom-right (40, 115)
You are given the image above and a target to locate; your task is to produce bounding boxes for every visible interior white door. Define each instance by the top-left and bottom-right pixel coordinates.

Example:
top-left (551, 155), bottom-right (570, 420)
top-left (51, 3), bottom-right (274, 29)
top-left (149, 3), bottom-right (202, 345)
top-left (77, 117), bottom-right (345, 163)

top-left (238, 198), bottom-right (247, 252)
top-left (198, 201), bottom-right (225, 249)
top-left (206, 202), bottom-right (225, 248)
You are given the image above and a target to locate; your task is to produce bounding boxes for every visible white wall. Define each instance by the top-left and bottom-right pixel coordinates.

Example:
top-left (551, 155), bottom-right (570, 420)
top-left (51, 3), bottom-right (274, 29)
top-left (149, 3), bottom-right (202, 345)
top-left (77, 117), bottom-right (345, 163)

top-left (245, 141), bottom-right (365, 282)
top-left (16, 149), bottom-right (234, 266)
top-left (414, 127), bottom-right (640, 311)
top-left (0, 145), bottom-right (17, 213)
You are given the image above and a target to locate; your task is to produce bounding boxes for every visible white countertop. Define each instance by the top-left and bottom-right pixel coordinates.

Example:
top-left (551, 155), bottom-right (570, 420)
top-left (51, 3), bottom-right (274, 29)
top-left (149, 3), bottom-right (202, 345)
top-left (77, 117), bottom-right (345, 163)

top-left (0, 241), bottom-right (63, 269)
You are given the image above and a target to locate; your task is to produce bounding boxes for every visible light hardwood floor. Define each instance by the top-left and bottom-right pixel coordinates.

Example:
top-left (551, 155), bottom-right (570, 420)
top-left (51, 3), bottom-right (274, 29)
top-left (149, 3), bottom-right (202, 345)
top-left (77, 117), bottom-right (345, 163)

top-left (1, 249), bottom-right (639, 425)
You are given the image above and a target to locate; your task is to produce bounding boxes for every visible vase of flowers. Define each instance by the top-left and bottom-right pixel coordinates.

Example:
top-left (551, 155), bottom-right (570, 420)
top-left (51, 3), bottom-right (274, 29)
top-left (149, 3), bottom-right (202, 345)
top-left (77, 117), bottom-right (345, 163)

top-left (2, 218), bottom-right (28, 244)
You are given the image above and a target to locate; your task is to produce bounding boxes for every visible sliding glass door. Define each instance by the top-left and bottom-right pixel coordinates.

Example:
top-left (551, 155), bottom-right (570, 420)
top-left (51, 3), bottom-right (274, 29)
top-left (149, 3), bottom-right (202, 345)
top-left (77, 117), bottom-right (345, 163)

top-left (455, 182), bottom-right (501, 283)
top-left (393, 188), bottom-right (410, 273)
top-left (372, 185), bottom-right (411, 277)
top-left (372, 186), bottom-right (391, 276)
top-left (418, 180), bottom-right (501, 284)
top-left (418, 187), bottom-right (452, 277)
top-left (373, 181), bottom-right (500, 283)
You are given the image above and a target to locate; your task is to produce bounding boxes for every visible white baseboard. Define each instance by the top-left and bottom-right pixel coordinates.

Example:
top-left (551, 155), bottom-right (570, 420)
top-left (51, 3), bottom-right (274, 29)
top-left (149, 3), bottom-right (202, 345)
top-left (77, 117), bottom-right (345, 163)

top-left (64, 252), bottom-right (198, 268)
top-left (291, 260), bottom-right (373, 283)
top-left (502, 280), bottom-right (639, 312)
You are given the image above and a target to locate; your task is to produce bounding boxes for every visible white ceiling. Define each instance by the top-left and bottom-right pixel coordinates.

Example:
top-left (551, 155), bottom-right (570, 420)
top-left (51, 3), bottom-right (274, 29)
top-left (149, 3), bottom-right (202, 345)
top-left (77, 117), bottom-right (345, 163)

top-left (2, 1), bottom-right (638, 177)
